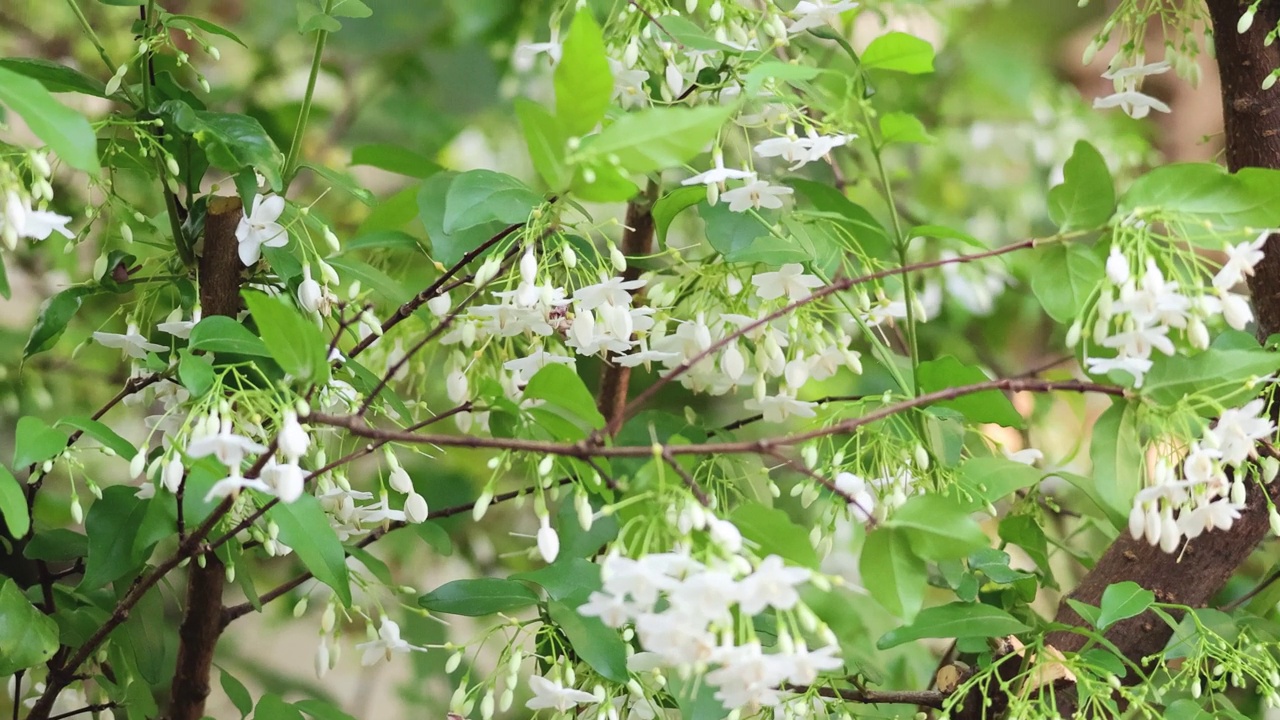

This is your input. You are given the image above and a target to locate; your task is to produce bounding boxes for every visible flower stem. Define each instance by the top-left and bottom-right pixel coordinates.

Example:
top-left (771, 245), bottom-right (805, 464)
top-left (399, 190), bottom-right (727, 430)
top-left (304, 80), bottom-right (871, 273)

top-left (283, 0), bottom-right (337, 188)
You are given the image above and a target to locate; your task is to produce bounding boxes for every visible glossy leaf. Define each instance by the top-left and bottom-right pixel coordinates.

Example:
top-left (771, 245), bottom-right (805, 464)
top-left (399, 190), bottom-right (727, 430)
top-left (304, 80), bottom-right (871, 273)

top-left (653, 185), bottom-right (706, 245)
top-left (877, 602), bottom-right (1030, 649)
top-left (1118, 164), bottom-right (1280, 245)
top-left (158, 100), bottom-right (283, 191)
top-left (80, 486), bottom-right (148, 590)
top-left (886, 494), bottom-right (989, 561)
top-left (523, 364), bottom-right (606, 430)
top-left (1048, 140), bottom-right (1115, 231)
top-left (0, 579), bottom-right (59, 675)
top-left (512, 557), bottom-right (602, 602)
top-left (548, 599), bottom-right (629, 682)
top-left (24, 287), bottom-right (90, 358)
top-left (267, 494), bottom-right (352, 607)
top-left (418, 577), bottom-right (540, 616)
top-left (189, 315), bottom-right (272, 357)
top-left (443, 169), bottom-right (541, 233)
top-left (0, 466), bottom-right (28, 538)
top-left (0, 66), bottom-right (99, 173)
top-left (55, 415), bottom-right (136, 460)
top-left (1143, 342), bottom-right (1280, 410)
top-left (1098, 581), bottom-right (1154, 630)
top-left (0, 58), bottom-right (106, 96)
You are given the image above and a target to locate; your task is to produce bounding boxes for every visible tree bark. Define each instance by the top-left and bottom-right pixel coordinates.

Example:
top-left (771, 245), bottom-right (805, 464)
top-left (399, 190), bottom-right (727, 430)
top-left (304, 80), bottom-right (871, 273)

top-left (168, 196), bottom-right (243, 720)
top-left (1042, 3), bottom-right (1280, 714)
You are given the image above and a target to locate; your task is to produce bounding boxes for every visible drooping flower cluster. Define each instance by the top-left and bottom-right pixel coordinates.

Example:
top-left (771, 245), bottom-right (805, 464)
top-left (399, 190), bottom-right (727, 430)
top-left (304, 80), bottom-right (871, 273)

top-left (1083, 236), bottom-right (1267, 387)
top-left (0, 153), bottom-right (74, 249)
top-left (1129, 399), bottom-right (1276, 553)
top-left (575, 550), bottom-right (842, 715)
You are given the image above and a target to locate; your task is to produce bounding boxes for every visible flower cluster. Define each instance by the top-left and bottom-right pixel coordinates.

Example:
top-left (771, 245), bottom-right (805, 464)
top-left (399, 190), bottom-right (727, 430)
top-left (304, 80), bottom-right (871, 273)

top-left (1129, 399), bottom-right (1276, 553)
top-left (575, 550), bottom-right (841, 715)
top-left (0, 153), bottom-right (74, 249)
top-left (1082, 237), bottom-right (1266, 387)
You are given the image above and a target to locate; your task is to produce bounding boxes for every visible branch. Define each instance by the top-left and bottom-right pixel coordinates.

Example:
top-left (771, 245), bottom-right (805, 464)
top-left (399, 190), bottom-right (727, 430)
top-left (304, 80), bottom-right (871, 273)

top-left (784, 684), bottom-right (947, 710)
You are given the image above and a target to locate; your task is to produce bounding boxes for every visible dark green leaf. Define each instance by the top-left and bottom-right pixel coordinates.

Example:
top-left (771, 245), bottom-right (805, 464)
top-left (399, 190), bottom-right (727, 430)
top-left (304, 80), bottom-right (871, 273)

top-left (165, 15), bottom-right (248, 47)
top-left (178, 349), bottom-right (216, 396)
top-left (968, 548), bottom-right (1032, 584)
top-left (877, 602), bottom-right (1029, 649)
top-left (0, 66), bottom-right (99, 173)
top-left (298, 162), bottom-right (374, 205)
top-left (1098, 581), bottom-right (1154, 630)
top-left (80, 486), bottom-right (148, 590)
top-left (24, 287), bottom-right (89, 358)
top-left (55, 415), bottom-right (136, 459)
top-left (0, 58), bottom-right (106, 96)
top-left (188, 315), bottom-right (272, 357)
top-left (418, 577), bottom-right (540, 616)
top-left (343, 230), bottom-right (423, 254)
top-left (0, 465), bottom-right (28, 538)
top-left (918, 356), bottom-right (1023, 428)
top-left (1030, 243), bottom-right (1103, 324)
top-left (955, 457), bottom-right (1042, 505)
top-left (267, 494), bottom-right (352, 607)
top-left (418, 172), bottom-right (511, 266)
top-left (350, 143), bottom-right (440, 178)
top-left (523, 364), bottom-right (606, 429)
top-left (254, 694), bottom-right (305, 720)
top-left (548, 599), bottom-right (628, 682)
top-left (653, 185), bottom-right (705, 245)
top-left (887, 494), bottom-right (989, 561)
top-left (1143, 342), bottom-right (1280, 410)
top-left (294, 698), bottom-right (357, 720)
top-left (1048, 141), bottom-right (1115, 231)
top-left (220, 669), bottom-right (254, 719)
top-left (22, 528), bottom-right (86, 563)
top-left (730, 501), bottom-right (819, 568)
top-left (243, 290), bottom-right (330, 385)
top-left (158, 100), bottom-right (283, 191)
top-left (788, 179), bottom-right (893, 261)
top-left (1090, 400), bottom-right (1142, 522)
top-left (512, 557), bottom-right (602, 602)
top-left (0, 579), bottom-right (59, 674)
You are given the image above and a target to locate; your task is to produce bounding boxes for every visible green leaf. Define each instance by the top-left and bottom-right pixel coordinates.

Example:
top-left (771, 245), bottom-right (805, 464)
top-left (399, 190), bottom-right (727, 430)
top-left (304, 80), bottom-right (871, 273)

top-left (24, 287), bottom-right (89, 358)
top-left (0, 58), bottom-right (106, 96)
top-left (80, 486), bottom-right (148, 590)
top-left (254, 694), bottom-right (305, 720)
top-left (1118, 164), bottom-right (1280, 245)
top-left (555, 12), bottom-right (612, 136)
top-left (861, 32), bottom-right (935, 74)
top-left (860, 528), bottom-right (927, 620)
top-left (298, 162), bottom-right (374, 205)
top-left (0, 466), bottom-right (28, 538)
top-left (548, 599), bottom-right (629, 682)
top-left (516, 99), bottom-right (571, 190)
top-left (887, 494), bottom-right (989, 561)
top-left (698, 200), bottom-right (774, 260)
top-left (730, 502), bottom-right (820, 569)
top-left (917, 356), bottom-right (1024, 428)
top-left (418, 577), bottom-right (540, 616)
top-left (343, 230), bottom-right (422, 254)
top-left (443, 169), bottom-right (542, 233)
top-left (294, 698), bottom-right (357, 720)
top-left (220, 669), bottom-right (254, 719)
top-left (158, 100), bottom-right (283, 191)
top-left (879, 111), bottom-right (933, 145)
top-left (55, 415), bottom-right (136, 460)
top-left (1091, 400), bottom-right (1142, 522)
top-left (571, 160), bottom-right (641, 202)
top-left (955, 457), bottom-right (1042, 506)
top-left (968, 548), bottom-right (1032, 584)
top-left (164, 14), bottom-right (249, 47)
top-left (997, 515), bottom-right (1051, 580)
top-left (350, 143), bottom-right (439, 178)
top-left (188, 315), bottom-right (272, 357)
top-left (330, 0), bottom-right (372, 18)
top-left (14, 415), bottom-right (68, 469)
top-left (267, 494), bottom-right (352, 607)
top-left (1142, 342), bottom-right (1280, 410)
top-left (1098, 581), bottom-right (1154, 630)
top-left (743, 61), bottom-right (821, 95)
top-left (178, 349), bottom-right (216, 397)
top-left (0, 579), bottom-right (59, 675)
top-left (876, 602), bottom-right (1030, 649)
top-left (512, 557), bottom-right (602, 602)
top-left (22, 528), bottom-right (86, 563)
top-left (1048, 141), bottom-right (1115, 231)
top-left (243, 290), bottom-right (330, 385)
top-left (1065, 598), bottom-right (1102, 628)
top-left (418, 172), bottom-right (511, 267)
top-left (788, 179), bottom-right (894, 261)
top-left (0, 66), bottom-right (99, 173)
top-left (1030, 243), bottom-right (1104, 324)
top-left (411, 520), bottom-right (453, 556)
top-left (580, 105), bottom-right (733, 175)
top-left (653, 185), bottom-right (706, 245)
top-left (653, 15), bottom-right (741, 52)
top-left (523, 364), bottom-right (606, 430)
top-left (325, 256), bottom-right (412, 305)
top-left (358, 183), bottom-right (421, 235)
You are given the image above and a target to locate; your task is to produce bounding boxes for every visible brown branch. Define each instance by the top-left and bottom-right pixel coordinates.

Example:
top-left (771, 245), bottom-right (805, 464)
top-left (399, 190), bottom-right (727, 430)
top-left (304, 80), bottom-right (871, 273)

top-left (784, 684), bottom-right (947, 710)
top-left (1039, 6), bottom-right (1280, 716)
top-left (309, 378), bottom-right (1125, 459)
top-left (598, 181), bottom-right (658, 435)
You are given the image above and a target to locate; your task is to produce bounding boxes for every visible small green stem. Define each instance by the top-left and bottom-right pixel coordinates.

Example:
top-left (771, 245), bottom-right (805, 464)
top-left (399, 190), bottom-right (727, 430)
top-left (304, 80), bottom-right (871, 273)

top-left (64, 0), bottom-right (116, 76)
top-left (283, 0), bottom-right (337, 187)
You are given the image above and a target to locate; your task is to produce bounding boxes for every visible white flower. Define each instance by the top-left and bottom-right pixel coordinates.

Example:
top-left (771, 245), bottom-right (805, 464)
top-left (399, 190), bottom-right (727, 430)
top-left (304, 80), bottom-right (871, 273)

top-left (738, 555), bottom-right (810, 615)
top-left (1084, 354), bottom-right (1153, 387)
top-left (751, 263), bottom-right (825, 302)
top-left (788, 0), bottom-right (860, 34)
top-left (579, 590), bottom-right (634, 628)
top-left (537, 515), bottom-right (560, 563)
top-left (356, 619), bottom-right (426, 666)
top-left (834, 471), bottom-right (876, 521)
top-left (783, 642), bottom-right (843, 685)
top-left (1212, 398), bottom-right (1275, 465)
top-left (721, 177), bottom-right (794, 213)
top-left (277, 411), bottom-right (310, 462)
top-left (526, 675), bottom-right (597, 712)
top-left (682, 152), bottom-right (753, 189)
top-left (1176, 498), bottom-right (1243, 541)
top-left (157, 307), bottom-right (201, 338)
top-left (204, 473), bottom-right (272, 502)
top-left (1093, 90), bottom-right (1170, 119)
top-left (1219, 290), bottom-right (1254, 330)
top-left (93, 323), bottom-right (167, 359)
top-left (504, 349), bottom-right (575, 385)
top-left (235, 193), bottom-right (288, 266)
top-left (1215, 231), bottom-right (1269, 290)
top-left (427, 293), bottom-right (451, 317)
top-left (1106, 247), bottom-right (1131, 284)
top-left (513, 29), bottom-right (561, 72)
top-left (187, 416), bottom-right (269, 468)
top-left (1, 190), bottom-right (74, 249)
top-left (573, 276), bottom-right (646, 311)
top-left (404, 492), bottom-right (429, 523)
top-left (161, 456), bottom-right (185, 494)
top-left (260, 458), bottom-right (305, 503)
top-left (744, 392), bottom-right (817, 423)
top-left (1102, 60), bottom-right (1171, 84)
